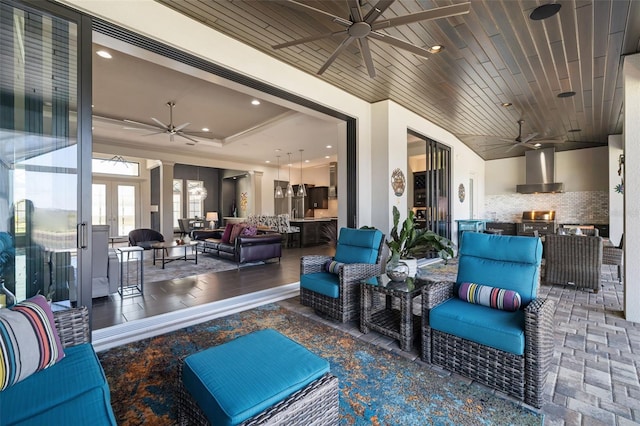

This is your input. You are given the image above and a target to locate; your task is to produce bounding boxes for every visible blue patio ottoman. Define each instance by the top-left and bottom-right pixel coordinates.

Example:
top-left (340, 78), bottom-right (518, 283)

top-left (177, 329), bottom-right (339, 425)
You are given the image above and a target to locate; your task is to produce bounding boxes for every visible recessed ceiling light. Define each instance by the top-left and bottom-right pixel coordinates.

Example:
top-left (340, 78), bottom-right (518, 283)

top-left (529, 3), bottom-right (561, 20)
top-left (96, 50), bottom-right (112, 59)
top-left (251, 99), bottom-right (260, 106)
top-left (501, 102), bottom-right (512, 107)
top-left (568, 128), bottom-right (581, 133)
top-left (275, 148), bottom-right (281, 152)
top-left (305, 160), bottom-right (310, 163)
top-left (428, 45), bottom-right (444, 53)
top-left (265, 160), bottom-right (271, 163)
top-left (325, 156), bottom-right (330, 159)
top-left (202, 127), bottom-right (209, 132)
top-left (326, 145), bottom-right (332, 148)
top-left (557, 91), bottom-right (576, 98)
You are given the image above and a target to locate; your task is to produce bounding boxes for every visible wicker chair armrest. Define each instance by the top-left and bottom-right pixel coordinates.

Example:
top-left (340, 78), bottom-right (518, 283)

top-left (602, 246), bottom-right (623, 265)
top-left (300, 255), bottom-right (333, 274)
top-left (524, 297), bottom-right (556, 408)
top-left (421, 280), bottom-right (455, 311)
top-left (53, 306), bottom-right (90, 348)
top-left (340, 262), bottom-right (383, 284)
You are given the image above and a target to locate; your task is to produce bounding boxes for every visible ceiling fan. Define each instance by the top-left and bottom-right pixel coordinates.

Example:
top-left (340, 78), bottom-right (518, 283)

top-left (123, 101), bottom-right (202, 145)
top-left (272, 0), bottom-right (471, 78)
top-left (485, 119), bottom-right (564, 153)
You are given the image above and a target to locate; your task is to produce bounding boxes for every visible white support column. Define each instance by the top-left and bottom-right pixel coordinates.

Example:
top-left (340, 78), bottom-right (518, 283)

top-left (251, 171), bottom-right (263, 215)
top-left (623, 53), bottom-right (640, 322)
top-left (159, 161), bottom-right (175, 242)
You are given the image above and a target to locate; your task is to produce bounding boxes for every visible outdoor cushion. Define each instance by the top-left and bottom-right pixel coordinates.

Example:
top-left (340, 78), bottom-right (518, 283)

top-left (334, 228), bottom-right (383, 264)
top-left (458, 282), bottom-right (521, 311)
top-left (0, 343), bottom-right (116, 425)
top-left (430, 298), bottom-right (526, 355)
top-left (0, 295), bottom-right (65, 391)
top-left (300, 272), bottom-right (340, 298)
top-left (324, 260), bottom-right (345, 274)
top-left (182, 329), bottom-right (329, 426)
top-left (458, 232), bottom-right (542, 305)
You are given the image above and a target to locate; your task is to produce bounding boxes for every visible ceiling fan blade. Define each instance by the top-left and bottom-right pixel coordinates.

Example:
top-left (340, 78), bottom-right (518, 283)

top-left (173, 122), bottom-right (191, 132)
top-left (123, 119), bottom-right (164, 131)
top-left (372, 2), bottom-right (471, 30)
top-left (177, 133), bottom-right (200, 144)
top-left (273, 30), bottom-right (347, 49)
top-left (369, 31), bottom-right (432, 57)
top-left (141, 131), bottom-right (166, 136)
top-left (505, 143), bottom-right (524, 153)
top-left (318, 36), bottom-right (355, 75)
top-left (280, 0), bottom-right (352, 26)
top-left (357, 38), bottom-right (376, 78)
top-left (347, 0), bottom-right (363, 22)
top-left (520, 132), bottom-right (539, 144)
top-left (151, 117), bottom-right (169, 129)
top-left (363, 0), bottom-right (395, 24)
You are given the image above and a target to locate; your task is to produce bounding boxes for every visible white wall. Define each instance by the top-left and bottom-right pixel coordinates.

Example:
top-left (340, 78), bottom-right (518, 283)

top-left (608, 135), bottom-right (624, 245)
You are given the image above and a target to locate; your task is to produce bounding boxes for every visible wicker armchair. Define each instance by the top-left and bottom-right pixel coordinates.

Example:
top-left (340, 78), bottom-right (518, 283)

top-left (300, 228), bottom-right (386, 323)
top-left (421, 232), bottom-right (555, 408)
top-left (544, 234), bottom-right (603, 292)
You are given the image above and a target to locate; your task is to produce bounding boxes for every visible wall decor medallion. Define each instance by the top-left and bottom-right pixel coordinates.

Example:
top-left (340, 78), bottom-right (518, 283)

top-left (391, 168), bottom-right (406, 196)
top-left (458, 183), bottom-right (466, 202)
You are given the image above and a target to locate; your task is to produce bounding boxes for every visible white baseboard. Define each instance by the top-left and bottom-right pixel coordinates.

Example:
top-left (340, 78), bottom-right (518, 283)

top-left (92, 282), bottom-right (300, 352)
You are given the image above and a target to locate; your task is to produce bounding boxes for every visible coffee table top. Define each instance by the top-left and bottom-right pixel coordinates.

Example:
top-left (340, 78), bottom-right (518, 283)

top-left (362, 275), bottom-right (430, 295)
top-left (151, 241), bottom-right (198, 249)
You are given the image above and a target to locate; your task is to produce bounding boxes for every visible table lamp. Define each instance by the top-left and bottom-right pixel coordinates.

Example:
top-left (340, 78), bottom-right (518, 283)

top-left (206, 212), bottom-right (218, 229)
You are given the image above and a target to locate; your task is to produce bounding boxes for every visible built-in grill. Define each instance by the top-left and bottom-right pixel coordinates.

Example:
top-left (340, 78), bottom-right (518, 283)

top-left (517, 210), bottom-right (557, 236)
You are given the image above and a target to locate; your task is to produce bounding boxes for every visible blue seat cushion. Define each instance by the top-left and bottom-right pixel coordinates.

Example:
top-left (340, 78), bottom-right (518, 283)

top-left (182, 329), bottom-right (330, 426)
top-left (458, 232), bottom-right (542, 305)
top-left (334, 228), bottom-right (383, 264)
top-left (300, 272), bottom-right (339, 298)
top-left (430, 298), bottom-right (526, 355)
top-left (0, 343), bottom-right (116, 426)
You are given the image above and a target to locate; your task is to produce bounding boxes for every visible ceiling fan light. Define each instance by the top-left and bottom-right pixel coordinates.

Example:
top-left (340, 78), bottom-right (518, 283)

top-left (428, 45), bottom-right (444, 53)
top-left (501, 102), bottom-right (512, 107)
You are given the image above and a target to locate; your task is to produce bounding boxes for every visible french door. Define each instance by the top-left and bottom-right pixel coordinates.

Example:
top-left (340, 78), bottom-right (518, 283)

top-left (93, 181), bottom-right (139, 237)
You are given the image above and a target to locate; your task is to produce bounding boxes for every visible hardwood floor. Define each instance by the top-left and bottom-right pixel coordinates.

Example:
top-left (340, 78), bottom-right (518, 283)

top-left (91, 245), bottom-right (333, 330)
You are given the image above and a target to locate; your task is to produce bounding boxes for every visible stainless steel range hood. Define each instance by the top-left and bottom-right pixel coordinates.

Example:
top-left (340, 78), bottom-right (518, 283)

top-left (516, 147), bottom-right (564, 194)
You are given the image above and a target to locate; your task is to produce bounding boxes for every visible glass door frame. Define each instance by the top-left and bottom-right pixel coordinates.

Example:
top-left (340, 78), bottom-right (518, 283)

top-left (13, 0), bottom-right (94, 315)
top-left (93, 180), bottom-right (140, 237)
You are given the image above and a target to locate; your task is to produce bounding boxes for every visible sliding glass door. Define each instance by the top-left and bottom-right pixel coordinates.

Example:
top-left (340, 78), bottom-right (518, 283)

top-left (0, 1), bottom-right (91, 308)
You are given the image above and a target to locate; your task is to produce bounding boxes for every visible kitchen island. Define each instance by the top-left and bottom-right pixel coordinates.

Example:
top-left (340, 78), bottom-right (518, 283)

top-left (290, 218), bottom-right (337, 247)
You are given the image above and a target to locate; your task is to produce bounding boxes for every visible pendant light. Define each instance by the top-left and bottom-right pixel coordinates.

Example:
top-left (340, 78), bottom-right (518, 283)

top-left (297, 149), bottom-right (306, 197)
top-left (274, 155), bottom-right (284, 198)
top-left (285, 152), bottom-right (294, 197)
top-left (189, 166), bottom-right (208, 201)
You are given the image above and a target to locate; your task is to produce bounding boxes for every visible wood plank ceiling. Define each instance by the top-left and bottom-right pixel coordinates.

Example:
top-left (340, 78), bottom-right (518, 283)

top-left (155, 0), bottom-right (640, 160)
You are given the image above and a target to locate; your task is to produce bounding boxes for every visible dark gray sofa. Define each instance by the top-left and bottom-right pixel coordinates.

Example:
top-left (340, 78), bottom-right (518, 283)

top-left (192, 229), bottom-right (282, 267)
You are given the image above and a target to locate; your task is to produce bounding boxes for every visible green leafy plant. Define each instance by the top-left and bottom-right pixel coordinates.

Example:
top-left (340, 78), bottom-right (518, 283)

top-left (387, 206), bottom-right (454, 262)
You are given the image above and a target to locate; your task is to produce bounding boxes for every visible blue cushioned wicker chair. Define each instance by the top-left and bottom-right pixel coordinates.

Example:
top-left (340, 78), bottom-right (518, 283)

top-left (300, 227), bottom-right (386, 323)
top-left (421, 232), bottom-right (555, 408)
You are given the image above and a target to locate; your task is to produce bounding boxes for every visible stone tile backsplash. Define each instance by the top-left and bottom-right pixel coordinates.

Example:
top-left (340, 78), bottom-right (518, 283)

top-left (484, 191), bottom-right (609, 224)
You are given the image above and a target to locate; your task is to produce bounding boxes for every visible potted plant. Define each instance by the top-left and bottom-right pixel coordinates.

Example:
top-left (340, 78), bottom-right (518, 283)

top-left (386, 206), bottom-right (454, 277)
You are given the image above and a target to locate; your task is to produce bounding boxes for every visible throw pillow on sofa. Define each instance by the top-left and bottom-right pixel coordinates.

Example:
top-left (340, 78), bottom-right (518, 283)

top-left (0, 294), bottom-right (66, 390)
top-left (241, 225), bottom-right (258, 237)
top-left (229, 223), bottom-right (248, 244)
top-left (458, 282), bottom-right (521, 312)
top-left (220, 223), bottom-right (234, 244)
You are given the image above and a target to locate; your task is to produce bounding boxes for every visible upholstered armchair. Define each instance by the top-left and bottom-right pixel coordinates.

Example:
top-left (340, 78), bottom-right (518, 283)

top-left (300, 227), bottom-right (385, 323)
top-left (421, 232), bottom-right (555, 408)
top-left (544, 234), bottom-right (603, 292)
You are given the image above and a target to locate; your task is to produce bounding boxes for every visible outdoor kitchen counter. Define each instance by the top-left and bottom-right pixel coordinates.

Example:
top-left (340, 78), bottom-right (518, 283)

top-left (291, 218), bottom-right (337, 247)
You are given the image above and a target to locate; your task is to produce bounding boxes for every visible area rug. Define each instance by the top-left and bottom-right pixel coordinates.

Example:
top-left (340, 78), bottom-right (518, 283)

top-left (98, 303), bottom-right (543, 425)
top-left (140, 251), bottom-right (263, 283)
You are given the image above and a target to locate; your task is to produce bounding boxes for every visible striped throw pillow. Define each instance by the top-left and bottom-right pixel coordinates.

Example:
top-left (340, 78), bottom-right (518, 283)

top-left (0, 295), bottom-right (65, 391)
top-left (324, 260), bottom-right (345, 275)
top-left (458, 282), bottom-right (521, 312)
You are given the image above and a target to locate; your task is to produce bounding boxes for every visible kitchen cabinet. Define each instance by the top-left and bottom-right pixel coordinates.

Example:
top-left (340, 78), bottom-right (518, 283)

top-left (291, 219), bottom-right (336, 247)
top-left (309, 186), bottom-right (329, 209)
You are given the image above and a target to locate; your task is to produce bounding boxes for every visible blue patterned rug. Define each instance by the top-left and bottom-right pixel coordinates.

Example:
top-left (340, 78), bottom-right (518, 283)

top-left (98, 303), bottom-right (542, 425)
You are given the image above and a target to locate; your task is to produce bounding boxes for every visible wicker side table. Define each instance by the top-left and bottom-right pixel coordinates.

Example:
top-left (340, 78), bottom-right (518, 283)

top-left (360, 275), bottom-right (428, 351)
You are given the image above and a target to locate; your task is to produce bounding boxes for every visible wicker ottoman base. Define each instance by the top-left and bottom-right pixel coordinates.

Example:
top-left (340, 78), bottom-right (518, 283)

top-left (177, 371), bottom-right (338, 426)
